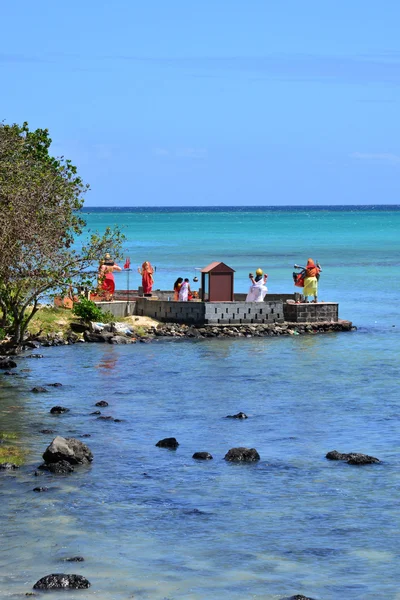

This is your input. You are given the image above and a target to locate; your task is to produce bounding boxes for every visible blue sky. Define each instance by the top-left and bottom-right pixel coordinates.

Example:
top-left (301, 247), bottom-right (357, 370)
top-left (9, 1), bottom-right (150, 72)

top-left (1, 1), bottom-right (400, 206)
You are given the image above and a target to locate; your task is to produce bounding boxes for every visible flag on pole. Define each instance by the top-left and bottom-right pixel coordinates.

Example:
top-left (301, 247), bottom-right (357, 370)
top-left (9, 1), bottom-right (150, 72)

top-left (124, 257), bottom-right (131, 269)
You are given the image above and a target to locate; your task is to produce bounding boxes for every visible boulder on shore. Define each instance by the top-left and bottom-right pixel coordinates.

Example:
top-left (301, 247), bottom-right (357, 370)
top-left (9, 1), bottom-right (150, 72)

top-left (43, 436), bottom-right (93, 465)
top-left (33, 573), bottom-right (90, 590)
top-left (156, 437), bottom-right (179, 449)
top-left (224, 447), bottom-right (260, 462)
top-left (326, 450), bottom-right (380, 465)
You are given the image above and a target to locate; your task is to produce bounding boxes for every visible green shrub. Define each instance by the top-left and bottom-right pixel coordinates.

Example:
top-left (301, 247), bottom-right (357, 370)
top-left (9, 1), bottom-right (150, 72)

top-left (72, 298), bottom-right (105, 323)
top-left (101, 310), bottom-right (116, 323)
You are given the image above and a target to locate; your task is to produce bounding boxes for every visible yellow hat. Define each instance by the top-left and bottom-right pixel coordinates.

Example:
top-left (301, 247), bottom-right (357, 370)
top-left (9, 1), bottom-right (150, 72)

top-left (256, 268), bottom-right (263, 276)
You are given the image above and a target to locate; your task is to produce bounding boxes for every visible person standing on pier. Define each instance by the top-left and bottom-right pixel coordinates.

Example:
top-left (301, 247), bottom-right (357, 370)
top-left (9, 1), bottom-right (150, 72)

top-left (98, 254), bottom-right (122, 301)
top-left (178, 278), bottom-right (191, 301)
top-left (303, 258), bottom-right (322, 303)
top-left (138, 261), bottom-right (154, 295)
top-left (173, 277), bottom-right (183, 300)
top-left (246, 268), bottom-right (268, 302)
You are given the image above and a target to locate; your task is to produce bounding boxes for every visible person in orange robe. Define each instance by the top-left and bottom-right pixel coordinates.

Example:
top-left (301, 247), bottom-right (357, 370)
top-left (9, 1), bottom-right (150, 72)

top-left (303, 258), bottom-right (322, 303)
top-left (98, 254), bottom-right (122, 301)
top-left (138, 261), bottom-right (154, 295)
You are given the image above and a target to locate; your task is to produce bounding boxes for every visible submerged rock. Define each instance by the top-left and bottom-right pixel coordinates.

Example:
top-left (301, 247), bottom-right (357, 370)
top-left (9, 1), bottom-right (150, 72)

top-left (226, 412), bottom-right (248, 419)
top-left (50, 406), bottom-right (69, 414)
top-left (156, 437), bottom-right (179, 449)
top-left (33, 573), bottom-right (91, 590)
top-left (0, 358), bottom-right (17, 369)
top-left (326, 450), bottom-right (380, 465)
top-left (284, 595), bottom-right (316, 600)
top-left (31, 386), bottom-right (48, 393)
top-left (224, 447), bottom-right (260, 462)
top-left (62, 556), bottom-right (85, 562)
top-left (39, 429), bottom-right (55, 434)
top-left (33, 486), bottom-right (49, 492)
top-left (192, 452), bottom-right (213, 460)
top-left (39, 460), bottom-right (74, 474)
top-left (46, 382), bottom-right (63, 387)
top-left (43, 436), bottom-right (93, 465)
top-left (0, 462), bottom-right (19, 470)
top-left (95, 400), bottom-right (109, 407)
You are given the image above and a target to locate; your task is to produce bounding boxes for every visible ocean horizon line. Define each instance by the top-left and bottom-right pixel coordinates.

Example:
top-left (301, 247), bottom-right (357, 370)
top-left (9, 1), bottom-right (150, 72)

top-left (81, 204), bottom-right (400, 212)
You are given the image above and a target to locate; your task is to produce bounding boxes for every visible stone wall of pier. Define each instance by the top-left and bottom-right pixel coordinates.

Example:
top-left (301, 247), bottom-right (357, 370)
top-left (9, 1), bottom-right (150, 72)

top-left (135, 298), bottom-right (285, 325)
top-left (284, 302), bottom-right (338, 323)
top-left (94, 295), bottom-right (339, 325)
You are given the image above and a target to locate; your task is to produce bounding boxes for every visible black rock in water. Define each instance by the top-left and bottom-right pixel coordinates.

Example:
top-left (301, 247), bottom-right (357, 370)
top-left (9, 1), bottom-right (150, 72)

top-left (46, 382), bottom-right (63, 387)
top-left (33, 573), bottom-right (91, 590)
top-left (226, 412), bottom-right (248, 419)
top-left (50, 406), bottom-right (69, 414)
top-left (33, 486), bottom-right (49, 492)
top-left (97, 415), bottom-right (114, 420)
top-left (284, 595), bottom-right (316, 600)
top-left (31, 386), bottom-right (48, 393)
top-left (326, 450), bottom-right (380, 464)
top-left (224, 447), bottom-right (260, 462)
top-left (63, 556), bottom-right (85, 562)
top-left (39, 429), bottom-right (55, 434)
top-left (39, 461), bottom-right (74, 474)
top-left (90, 411), bottom-right (101, 415)
top-left (192, 452), bottom-right (213, 460)
top-left (42, 436), bottom-right (93, 465)
top-left (26, 354), bottom-right (44, 359)
top-left (156, 437), bottom-right (179, 449)
top-left (0, 358), bottom-right (17, 369)
top-left (95, 400), bottom-right (109, 407)
top-left (0, 462), bottom-right (19, 470)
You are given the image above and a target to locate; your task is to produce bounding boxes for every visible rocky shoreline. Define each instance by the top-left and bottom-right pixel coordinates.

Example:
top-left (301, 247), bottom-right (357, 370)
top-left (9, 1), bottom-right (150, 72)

top-left (0, 319), bottom-right (355, 350)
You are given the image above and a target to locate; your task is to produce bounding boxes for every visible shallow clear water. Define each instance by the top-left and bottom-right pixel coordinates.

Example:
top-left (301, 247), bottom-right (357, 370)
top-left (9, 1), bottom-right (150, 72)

top-left (1, 207), bottom-right (400, 599)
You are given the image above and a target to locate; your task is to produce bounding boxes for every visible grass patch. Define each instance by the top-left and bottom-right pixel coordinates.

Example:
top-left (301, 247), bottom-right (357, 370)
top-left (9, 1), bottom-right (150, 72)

top-left (132, 326), bottom-right (148, 337)
top-left (29, 307), bottom-right (75, 336)
top-left (0, 445), bottom-right (27, 466)
top-left (0, 432), bottom-right (18, 441)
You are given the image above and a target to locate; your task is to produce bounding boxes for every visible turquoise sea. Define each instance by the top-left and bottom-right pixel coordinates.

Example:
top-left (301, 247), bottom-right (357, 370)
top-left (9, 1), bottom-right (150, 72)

top-left (1, 206), bottom-right (400, 600)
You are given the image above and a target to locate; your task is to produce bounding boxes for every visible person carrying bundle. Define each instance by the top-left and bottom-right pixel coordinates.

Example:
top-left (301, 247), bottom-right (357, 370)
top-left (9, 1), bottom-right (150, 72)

top-left (299, 258), bottom-right (322, 303)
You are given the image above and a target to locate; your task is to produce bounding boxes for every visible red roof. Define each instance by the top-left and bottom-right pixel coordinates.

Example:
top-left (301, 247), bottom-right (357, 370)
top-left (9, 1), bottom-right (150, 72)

top-left (201, 261), bottom-right (235, 273)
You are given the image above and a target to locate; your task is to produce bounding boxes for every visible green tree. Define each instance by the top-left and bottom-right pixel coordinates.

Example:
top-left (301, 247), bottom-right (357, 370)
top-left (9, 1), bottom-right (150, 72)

top-left (0, 121), bottom-right (124, 347)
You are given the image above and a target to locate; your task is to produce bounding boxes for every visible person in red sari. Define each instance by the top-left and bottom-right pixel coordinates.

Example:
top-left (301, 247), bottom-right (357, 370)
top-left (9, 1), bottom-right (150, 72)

top-left (98, 254), bottom-right (122, 301)
top-left (138, 261), bottom-right (154, 295)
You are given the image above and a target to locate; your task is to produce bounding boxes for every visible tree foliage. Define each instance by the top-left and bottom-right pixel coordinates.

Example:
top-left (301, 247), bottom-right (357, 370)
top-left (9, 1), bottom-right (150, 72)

top-left (0, 121), bottom-right (124, 346)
